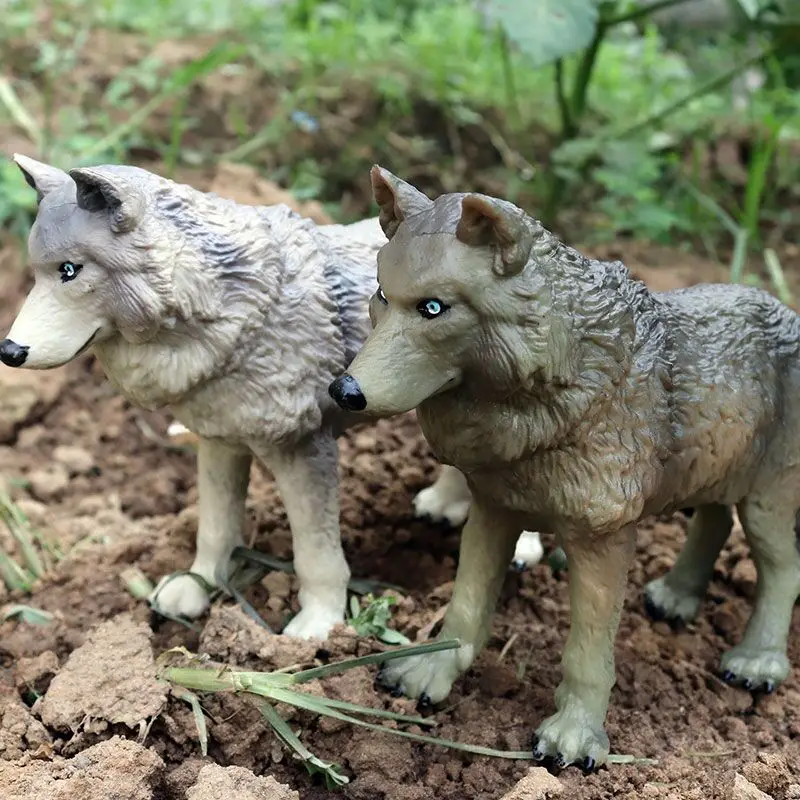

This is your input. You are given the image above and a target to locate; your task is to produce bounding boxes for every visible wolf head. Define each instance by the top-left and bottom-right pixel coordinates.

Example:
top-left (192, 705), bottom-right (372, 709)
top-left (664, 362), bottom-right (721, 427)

top-left (1, 155), bottom-right (278, 404)
top-left (329, 166), bottom-right (577, 417)
top-left (1, 155), bottom-right (186, 370)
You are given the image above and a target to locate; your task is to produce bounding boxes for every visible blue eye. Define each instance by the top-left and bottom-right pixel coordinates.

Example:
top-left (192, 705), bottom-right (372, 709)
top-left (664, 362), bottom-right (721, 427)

top-left (376, 286), bottom-right (388, 305)
top-left (59, 261), bottom-right (83, 283)
top-left (417, 298), bottom-right (449, 319)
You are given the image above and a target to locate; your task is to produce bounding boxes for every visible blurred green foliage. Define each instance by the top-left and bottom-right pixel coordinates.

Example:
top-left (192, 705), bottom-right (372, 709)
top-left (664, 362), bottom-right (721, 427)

top-left (0, 0), bottom-right (798, 275)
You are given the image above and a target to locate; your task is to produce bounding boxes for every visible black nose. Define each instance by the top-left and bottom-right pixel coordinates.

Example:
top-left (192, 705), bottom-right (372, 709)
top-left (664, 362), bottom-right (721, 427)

top-left (328, 374), bottom-right (367, 411)
top-left (0, 339), bottom-right (28, 368)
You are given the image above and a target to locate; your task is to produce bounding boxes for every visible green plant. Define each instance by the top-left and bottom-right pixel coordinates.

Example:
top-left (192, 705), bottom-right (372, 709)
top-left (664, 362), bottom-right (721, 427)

top-left (0, 489), bottom-right (57, 594)
top-left (161, 639), bottom-right (657, 787)
top-left (348, 593), bottom-right (410, 645)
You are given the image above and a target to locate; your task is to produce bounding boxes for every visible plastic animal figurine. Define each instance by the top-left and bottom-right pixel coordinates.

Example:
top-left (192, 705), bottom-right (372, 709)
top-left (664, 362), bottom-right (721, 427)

top-left (329, 166), bottom-right (800, 768)
top-left (0, 155), bottom-right (543, 640)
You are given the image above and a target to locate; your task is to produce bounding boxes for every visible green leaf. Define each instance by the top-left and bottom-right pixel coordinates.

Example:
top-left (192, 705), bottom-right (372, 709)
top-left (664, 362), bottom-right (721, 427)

top-left (260, 701), bottom-right (350, 789)
top-left (1, 605), bottom-right (53, 625)
top-left (479, 0), bottom-right (600, 68)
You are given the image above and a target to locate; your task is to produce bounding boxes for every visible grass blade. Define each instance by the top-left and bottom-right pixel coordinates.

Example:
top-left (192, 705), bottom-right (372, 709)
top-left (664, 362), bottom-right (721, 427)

top-left (268, 685), bottom-right (532, 759)
top-left (121, 567), bottom-right (155, 600)
top-left (274, 687), bottom-right (436, 727)
top-left (289, 639), bottom-right (461, 683)
top-left (0, 77), bottom-right (41, 147)
top-left (0, 489), bottom-right (45, 579)
top-left (171, 686), bottom-right (209, 757)
top-left (729, 228), bottom-right (750, 285)
top-left (260, 700), bottom-right (349, 788)
top-left (1, 604), bottom-right (53, 624)
top-left (221, 579), bottom-right (274, 633)
top-left (0, 550), bottom-right (34, 593)
top-left (764, 248), bottom-right (794, 306)
top-left (231, 547), bottom-right (403, 596)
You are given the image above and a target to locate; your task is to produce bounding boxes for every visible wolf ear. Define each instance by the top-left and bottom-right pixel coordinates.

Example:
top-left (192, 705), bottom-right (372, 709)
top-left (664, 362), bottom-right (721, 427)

top-left (68, 167), bottom-right (146, 234)
top-left (12, 154), bottom-right (71, 202)
top-left (370, 165), bottom-right (433, 239)
top-left (456, 194), bottom-right (535, 277)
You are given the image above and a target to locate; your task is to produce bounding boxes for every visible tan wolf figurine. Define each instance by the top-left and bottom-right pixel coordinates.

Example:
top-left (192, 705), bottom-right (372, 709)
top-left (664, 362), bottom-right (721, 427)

top-left (0, 155), bottom-right (544, 639)
top-left (329, 166), bottom-right (800, 769)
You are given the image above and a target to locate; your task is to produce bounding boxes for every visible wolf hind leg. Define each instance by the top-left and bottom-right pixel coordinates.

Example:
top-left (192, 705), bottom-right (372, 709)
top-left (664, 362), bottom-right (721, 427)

top-left (150, 438), bottom-right (251, 619)
top-left (413, 464), bottom-right (473, 526)
top-left (644, 503), bottom-right (732, 625)
top-left (415, 465), bottom-right (546, 570)
top-left (720, 493), bottom-right (800, 692)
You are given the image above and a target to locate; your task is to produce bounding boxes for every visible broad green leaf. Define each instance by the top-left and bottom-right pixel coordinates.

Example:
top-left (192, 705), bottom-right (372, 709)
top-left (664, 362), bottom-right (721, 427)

top-left (479, 0), bottom-right (600, 67)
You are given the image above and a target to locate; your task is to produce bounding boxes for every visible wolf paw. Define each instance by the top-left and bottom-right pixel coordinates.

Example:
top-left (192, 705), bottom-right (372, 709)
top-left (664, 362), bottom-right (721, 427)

top-left (643, 576), bottom-right (701, 626)
top-left (376, 643), bottom-right (474, 705)
top-left (283, 603), bottom-right (343, 641)
top-left (511, 531), bottom-right (545, 571)
top-left (150, 572), bottom-right (212, 619)
top-left (720, 647), bottom-right (789, 694)
top-left (412, 485), bottom-right (470, 527)
top-left (532, 703), bottom-right (610, 771)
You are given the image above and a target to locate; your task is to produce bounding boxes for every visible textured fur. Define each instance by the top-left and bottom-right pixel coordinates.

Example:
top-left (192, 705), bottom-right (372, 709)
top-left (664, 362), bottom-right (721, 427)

top-left (2, 157), bottom-right (542, 639)
top-left (330, 166), bottom-right (800, 766)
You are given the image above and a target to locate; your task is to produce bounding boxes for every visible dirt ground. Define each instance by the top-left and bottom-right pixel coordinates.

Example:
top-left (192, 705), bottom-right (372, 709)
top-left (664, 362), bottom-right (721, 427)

top-left (0, 217), bottom-right (798, 799)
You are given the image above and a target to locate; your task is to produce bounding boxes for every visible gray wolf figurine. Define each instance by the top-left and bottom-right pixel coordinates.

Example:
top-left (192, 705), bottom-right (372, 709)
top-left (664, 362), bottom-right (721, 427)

top-left (329, 166), bottom-right (800, 767)
top-left (0, 155), bottom-right (543, 639)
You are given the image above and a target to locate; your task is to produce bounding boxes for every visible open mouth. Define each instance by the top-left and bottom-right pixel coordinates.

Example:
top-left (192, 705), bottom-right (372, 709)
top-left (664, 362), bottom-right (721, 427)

top-left (72, 327), bottom-right (101, 359)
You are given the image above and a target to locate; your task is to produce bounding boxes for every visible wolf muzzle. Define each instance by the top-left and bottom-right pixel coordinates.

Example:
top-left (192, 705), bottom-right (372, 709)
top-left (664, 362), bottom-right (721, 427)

top-left (328, 374), bottom-right (367, 411)
top-left (0, 339), bottom-right (29, 367)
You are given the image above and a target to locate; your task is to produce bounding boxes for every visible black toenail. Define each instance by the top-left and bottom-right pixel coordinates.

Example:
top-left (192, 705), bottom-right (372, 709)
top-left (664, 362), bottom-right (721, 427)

top-left (554, 753), bottom-right (567, 769)
top-left (417, 693), bottom-right (432, 711)
top-left (644, 596), bottom-right (666, 621)
top-left (743, 678), bottom-right (754, 691)
top-left (314, 648), bottom-right (331, 661)
top-left (721, 670), bottom-right (736, 683)
top-left (533, 747), bottom-right (545, 761)
top-left (582, 756), bottom-right (596, 773)
top-left (764, 681), bottom-right (776, 695)
top-left (511, 559), bottom-right (527, 573)
top-left (390, 685), bottom-right (404, 697)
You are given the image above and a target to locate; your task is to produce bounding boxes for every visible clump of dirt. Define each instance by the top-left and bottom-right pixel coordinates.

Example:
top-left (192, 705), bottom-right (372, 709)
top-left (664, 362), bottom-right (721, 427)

top-left (0, 368), bottom-right (68, 443)
top-left (0, 736), bottom-right (164, 800)
top-left (734, 773), bottom-right (774, 800)
top-left (742, 753), bottom-right (798, 798)
top-left (187, 764), bottom-right (299, 800)
top-left (198, 605), bottom-right (319, 668)
top-left (500, 767), bottom-right (564, 799)
top-left (0, 673), bottom-right (52, 761)
top-left (39, 614), bottom-right (166, 730)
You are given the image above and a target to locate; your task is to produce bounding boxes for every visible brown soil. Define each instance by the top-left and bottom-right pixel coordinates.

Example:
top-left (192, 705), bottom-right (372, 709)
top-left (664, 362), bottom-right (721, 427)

top-left (0, 235), bottom-right (798, 800)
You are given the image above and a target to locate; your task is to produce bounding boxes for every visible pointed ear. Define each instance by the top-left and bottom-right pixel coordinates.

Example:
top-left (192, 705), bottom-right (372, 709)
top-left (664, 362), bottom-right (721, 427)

top-left (12, 154), bottom-right (71, 202)
top-left (455, 194), bottom-right (536, 276)
top-left (68, 167), bottom-right (146, 233)
top-left (370, 165), bottom-right (433, 239)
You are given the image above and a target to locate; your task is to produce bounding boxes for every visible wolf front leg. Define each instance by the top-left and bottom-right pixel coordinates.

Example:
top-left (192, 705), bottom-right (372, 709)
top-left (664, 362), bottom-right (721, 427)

top-left (378, 501), bottom-right (520, 705)
top-left (150, 437), bottom-right (251, 618)
top-left (260, 431), bottom-right (350, 641)
top-left (533, 524), bottom-right (636, 771)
